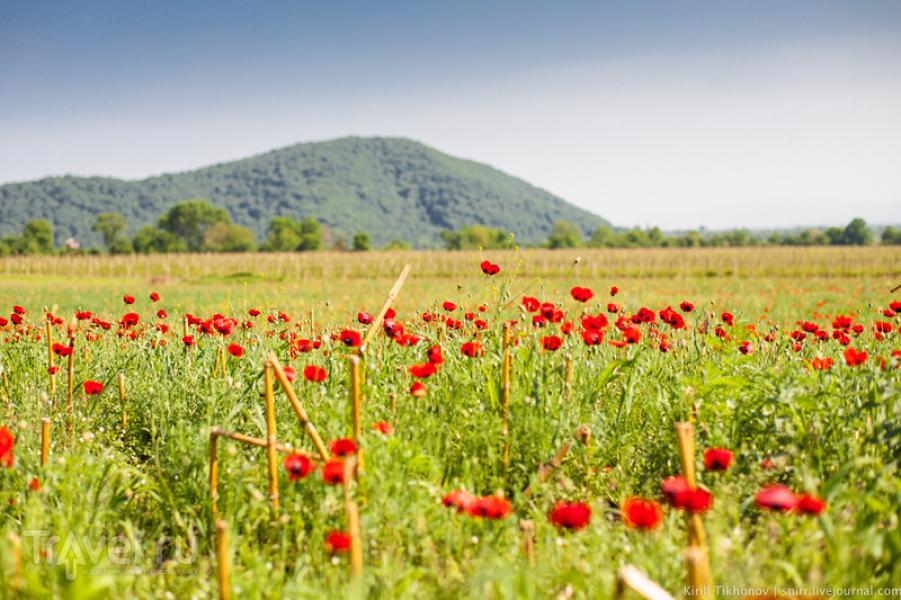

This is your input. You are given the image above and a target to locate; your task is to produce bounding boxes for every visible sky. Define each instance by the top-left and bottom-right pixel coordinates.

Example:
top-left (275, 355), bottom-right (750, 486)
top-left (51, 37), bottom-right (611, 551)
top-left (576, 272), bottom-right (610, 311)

top-left (2, 0), bottom-right (900, 230)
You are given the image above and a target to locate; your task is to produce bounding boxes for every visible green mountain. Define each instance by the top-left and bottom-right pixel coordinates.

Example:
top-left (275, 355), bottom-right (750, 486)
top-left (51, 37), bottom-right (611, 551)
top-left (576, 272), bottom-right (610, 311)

top-left (0, 136), bottom-right (608, 248)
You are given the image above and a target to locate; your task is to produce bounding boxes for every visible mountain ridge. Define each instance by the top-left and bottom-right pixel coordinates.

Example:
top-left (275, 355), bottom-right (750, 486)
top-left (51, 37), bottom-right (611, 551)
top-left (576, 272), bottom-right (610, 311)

top-left (0, 136), bottom-right (608, 248)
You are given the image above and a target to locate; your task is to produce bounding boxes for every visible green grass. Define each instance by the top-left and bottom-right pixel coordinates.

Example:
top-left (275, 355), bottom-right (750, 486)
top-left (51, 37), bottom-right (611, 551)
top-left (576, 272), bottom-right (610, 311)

top-left (0, 249), bottom-right (899, 598)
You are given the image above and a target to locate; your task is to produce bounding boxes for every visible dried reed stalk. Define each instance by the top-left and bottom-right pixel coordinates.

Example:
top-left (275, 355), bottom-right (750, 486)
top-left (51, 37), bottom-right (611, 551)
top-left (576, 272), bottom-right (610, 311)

top-left (263, 362), bottom-right (280, 515)
top-left (117, 372), bottom-right (126, 430)
top-left (358, 264), bottom-right (411, 354)
top-left (215, 520), bottom-right (231, 600)
top-left (40, 417), bottom-right (50, 466)
top-left (614, 565), bottom-right (675, 600)
top-left (267, 353), bottom-right (329, 460)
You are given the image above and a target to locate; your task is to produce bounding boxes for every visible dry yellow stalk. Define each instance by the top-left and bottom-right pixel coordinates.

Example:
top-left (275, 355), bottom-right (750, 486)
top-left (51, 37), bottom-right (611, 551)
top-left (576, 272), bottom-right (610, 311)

top-left (615, 565), bottom-right (675, 600)
top-left (40, 417), bottom-right (50, 466)
top-left (358, 263), bottom-right (411, 354)
top-left (268, 353), bottom-right (329, 460)
top-left (117, 372), bottom-right (126, 430)
top-left (263, 362), bottom-right (280, 516)
top-left (215, 520), bottom-right (231, 600)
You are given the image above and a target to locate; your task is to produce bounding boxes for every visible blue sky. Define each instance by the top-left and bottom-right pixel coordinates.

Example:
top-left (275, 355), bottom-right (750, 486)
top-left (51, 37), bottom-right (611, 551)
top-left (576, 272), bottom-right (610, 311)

top-left (2, 1), bottom-right (900, 229)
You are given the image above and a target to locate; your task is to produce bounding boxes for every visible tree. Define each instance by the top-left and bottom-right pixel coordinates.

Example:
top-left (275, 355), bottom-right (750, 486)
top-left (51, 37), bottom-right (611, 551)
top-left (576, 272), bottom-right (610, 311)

top-left (352, 232), bottom-right (371, 251)
top-left (133, 226), bottom-right (186, 254)
top-left (93, 212), bottom-right (132, 254)
top-left (842, 218), bottom-right (872, 246)
top-left (22, 220), bottom-right (54, 254)
top-left (824, 227), bottom-right (844, 245)
top-left (547, 220), bottom-right (583, 249)
top-left (298, 217), bottom-right (322, 251)
top-left (261, 217), bottom-right (302, 252)
top-left (157, 199), bottom-right (230, 252)
top-left (881, 226), bottom-right (901, 245)
top-left (383, 239), bottom-right (410, 250)
top-left (203, 223), bottom-right (257, 252)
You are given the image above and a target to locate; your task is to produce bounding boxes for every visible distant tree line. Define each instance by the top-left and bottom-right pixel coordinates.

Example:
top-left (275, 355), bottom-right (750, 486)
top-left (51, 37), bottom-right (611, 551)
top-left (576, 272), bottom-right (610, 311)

top-left (0, 199), bottom-right (897, 256)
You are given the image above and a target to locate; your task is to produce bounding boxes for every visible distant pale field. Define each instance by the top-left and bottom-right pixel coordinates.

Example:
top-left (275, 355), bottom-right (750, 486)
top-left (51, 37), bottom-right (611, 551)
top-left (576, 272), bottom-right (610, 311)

top-left (0, 247), bottom-right (898, 325)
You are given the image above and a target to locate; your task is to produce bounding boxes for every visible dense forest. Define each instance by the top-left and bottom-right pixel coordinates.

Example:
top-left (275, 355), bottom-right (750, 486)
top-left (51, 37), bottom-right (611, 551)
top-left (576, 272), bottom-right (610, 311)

top-left (0, 136), bottom-right (607, 248)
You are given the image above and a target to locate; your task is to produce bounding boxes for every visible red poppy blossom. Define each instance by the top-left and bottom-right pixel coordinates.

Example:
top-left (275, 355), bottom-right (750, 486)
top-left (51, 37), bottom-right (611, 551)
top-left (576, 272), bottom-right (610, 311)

top-left (52, 343), bottom-right (72, 357)
top-left (607, 303), bottom-right (620, 314)
top-left (120, 313), bottom-right (139, 328)
top-left (461, 342), bottom-right (484, 357)
top-left (442, 301), bottom-right (457, 312)
top-left (330, 438), bottom-right (357, 457)
top-left (704, 448), bottom-right (733, 471)
top-left (795, 494), bottom-right (826, 516)
top-left (522, 297), bottom-right (540, 312)
top-left (582, 329), bottom-right (604, 346)
top-left (29, 477), bottom-right (40, 491)
top-left (621, 498), bottom-right (663, 530)
top-left (661, 476), bottom-right (691, 507)
top-left (371, 421), bottom-right (393, 435)
top-left (357, 311), bottom-right (373, 324)
top-left (680, 302), bottom-right (694, 313)
top-left (480, 260), bottom-right (501, 275)
top-left (326, 531), bottom-right (351, 553)
top-left (284, 453), bottom-right (316, 481)
top-left (843, 347), bottom-right (867, 366)
top-left (83, 380), bottom-right (103, 395)
top-left (149, 292), bottom-right (160, 302)
top-left (339, 329), bottom-right (362, 347)
top-left (303, 365), bottom-right (327, 382)
top-left (738, 341), bottom-right (753, 355)
top-left (542, 335), bottom-right (563, 351)
top-left (322, 459), bottom-right (347, 485)
top-left (679, 488), bottom-right (713, 514)
top-left (12, 305), bottom-right (25, 315)
top-left (123, 295), bottom-right (135, 305)
top-left (466, 495), bottom-right (511, 519)
top-left (610, 286), bottom-right (619, 296)
top-left (227, 343), bottom-right (244, 358)
top-left (48, 366), bottom-right (59, 375)
top-left (0, 426), bottom-right (14, 468)
top-left (410, 381), bottom-right (427, 397)
top-left (570, 286), bottom-right (594, 302)
top-left (247, 308), bottom-right (261, 317)
top-left (182, 335), bottom-right (195, 346)
top-left (623, 327), bottom-right (641, 344)
top-left (409, 362), bottom-right (437, 378)
top-left (283, 366), bottom-right (297, 382)
top-left (156, 309), bottom-right (168, 319)
top-left (755, 484), bottom-right (799, 511)
top-left (442, 489), bottom-right (474, 512)
top-left (721, 312), bottom-right (734, 326)
top-left (549, 501), bottom-right (592, 530)
top-left (426, 345), bottom-right (443, 365)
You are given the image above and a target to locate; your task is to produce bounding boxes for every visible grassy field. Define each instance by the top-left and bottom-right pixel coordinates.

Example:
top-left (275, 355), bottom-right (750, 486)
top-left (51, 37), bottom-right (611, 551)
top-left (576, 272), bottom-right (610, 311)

top-left (0, 247), bottom-right (899, 598)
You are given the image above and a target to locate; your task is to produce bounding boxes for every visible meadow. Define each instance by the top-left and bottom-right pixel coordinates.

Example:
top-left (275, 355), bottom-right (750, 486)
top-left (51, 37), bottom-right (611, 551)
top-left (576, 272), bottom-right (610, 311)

top-left (0, 247), bottom-right (899, 599)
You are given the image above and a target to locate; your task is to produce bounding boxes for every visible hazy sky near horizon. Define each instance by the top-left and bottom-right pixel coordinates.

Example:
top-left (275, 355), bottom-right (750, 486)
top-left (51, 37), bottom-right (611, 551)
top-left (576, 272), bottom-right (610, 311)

top-left (2, 1), bottom-right (900, 230)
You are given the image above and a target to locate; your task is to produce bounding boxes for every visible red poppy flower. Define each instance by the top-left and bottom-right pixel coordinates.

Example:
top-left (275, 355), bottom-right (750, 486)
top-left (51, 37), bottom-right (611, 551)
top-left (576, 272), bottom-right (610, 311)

top-left (426, 345), bottom-right (443, 365)
top-left (371, 420), bottom-right (393, 435)
top-left (0, 426), bottom-right (14, 468)
top-left (623, 327), bottom-right (641, 344)
top-left (149, 292), bottom-right (160, 302)
top-left (721, 312), bottom-right (734, 326)
top-left (410, 381), bottom-right (427, 397)
top-left (843, 347), bottom-right (867, 366)
top-left (466, 495), bottom-right (511, 519)
top-left (48, 366), bottom-right (59, 375)
top-left (303, 365), bottom-right (327, 382)
top-left (621, 498), bottom-right (663, 530)
top-left (357, 311), bottom-right (373, 324)
top-left (283, 366), bottom-right (297, 382)
top-left (384, 307), bottom-right (396, 319)
top-left (582, 329), bottom-right (604, 346)
top-left (120, 313), bottom-right (139, 328)
top-left (607, 303), bottom-right (620, 314)
top-left (326, 531), bottom-right (351, 553)
top-left (542, 335), bottom-right (563, 351)
top-left (330, 438), bottom-right (357, 457)
top-left (227, 343), bottom-right (244, 358)
top-left (382, 319), bottom-right (403, 339)
top-left (549, 501), bottom-right (592, 530)
top-left (123, 295), bottom-right (135, 305)
top-left (154, 309), bottom-right (167, 320)
top-left (12, 305), bottom-right (25, 315)
top-left (442, 489), bottom-right (474, 512)
top-left (409, 362), bottom-right (437, 378)
top-left (29, 477), bottom-right (40, 491)
top-left (795, 494), bottom-right (826, 516)
top-left (322, 459), bottom-right (346, 485)
top-left (442, 301), bottom-right (457, 312)
top-left (284, 453), bottom-right (316, 481)
top-left (704, 448), bottom-right (733, 471)
top-left (522, 297), bottom-right (540, 312)
top-left (661, 476), bottom-right (691, 507)
top-left (570, 286), bottom-right (594, 303)
top-left (461, 342), bottom-right (484, 358)
top-left (890, 300), bottom-right (901, 313)
top-left (532, 315), bottom-right (546, 327)
top-left (610, 286), bottom-right (619, 296)
top-left (738, 341), bottom-right (753, 355)
top-left (182, 335), bottom-right (195, 346)
top-left (480, 260), bottom-right (501, 275)
top-left (52, 343), bottom-right (72, 357)
top-left (679, 488), bottom-right (713, 513)
top-left (680, 301), bottom-right (694, 313)
top-left (83, 380), bottom-right (103, 395)
top-left (75, 310), bottom-right (93, 320)
top-left (755, 484), bottom-right (799, 511)
top-left (340, 329), bottom-right (362, 347)
top-left (10, 314), bottom-right (22, 325)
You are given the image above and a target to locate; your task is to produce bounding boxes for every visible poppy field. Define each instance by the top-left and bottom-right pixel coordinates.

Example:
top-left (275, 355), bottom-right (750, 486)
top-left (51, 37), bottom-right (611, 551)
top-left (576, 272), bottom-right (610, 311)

top-left (0, 247), bottom-right (900, 599)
